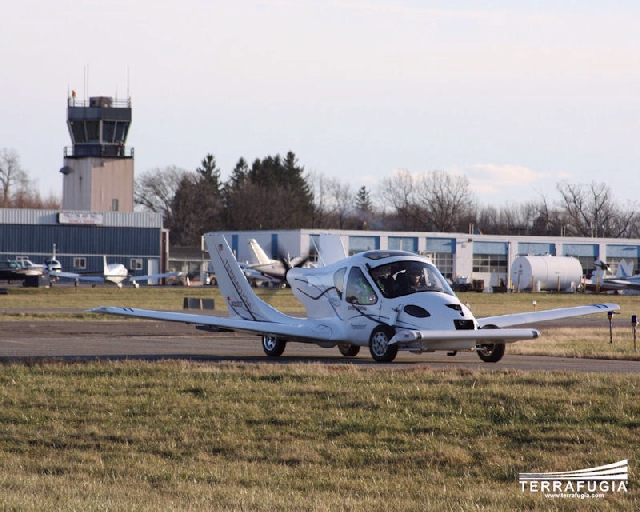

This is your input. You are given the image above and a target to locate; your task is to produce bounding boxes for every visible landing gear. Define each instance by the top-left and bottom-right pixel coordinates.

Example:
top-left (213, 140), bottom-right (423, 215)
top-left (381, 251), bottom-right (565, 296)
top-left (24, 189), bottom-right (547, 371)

top-left (369, 326), bottom-right (398, 363)
top-left (338, 343), bottom-right (360, 357)
top-left (476, 343), bottom-right (505, 363)
top-left (476, 324), bottom-right (505, 363)
top-left (262, 334), bottom-right (286, 357)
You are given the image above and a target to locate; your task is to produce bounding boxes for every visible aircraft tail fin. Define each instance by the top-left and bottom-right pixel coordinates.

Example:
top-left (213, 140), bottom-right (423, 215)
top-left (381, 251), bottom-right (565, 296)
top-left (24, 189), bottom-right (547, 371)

top-left (205, 233), bottom-right (290, 322)
top-left (103, 255), bottom-right (109, 275)
top-left (617, 259), bottom-right (634, 278)
top-left (592, 259), bottom-right (609, 279)
top-left (248, 239), bottom-right (272, 265)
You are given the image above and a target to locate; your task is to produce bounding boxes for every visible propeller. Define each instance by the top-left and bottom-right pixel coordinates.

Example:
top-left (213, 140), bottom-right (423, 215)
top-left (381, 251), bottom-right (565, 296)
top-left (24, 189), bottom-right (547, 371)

top-left (278, 250), bottom-right (311, 283)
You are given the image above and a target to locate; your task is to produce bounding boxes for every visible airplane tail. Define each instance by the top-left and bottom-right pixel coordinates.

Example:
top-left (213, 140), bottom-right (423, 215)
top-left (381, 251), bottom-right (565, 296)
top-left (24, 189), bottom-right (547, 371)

top-left (592, 260), bottom-right (609, 280)
top-left (248, 239), bottom-right (272, 265)
top-left (205, 233), bottom-right (291, 322)
top-left (103, 255), bottom-right (109, 275)
top-left (616, 259), bottom-right (634, 278)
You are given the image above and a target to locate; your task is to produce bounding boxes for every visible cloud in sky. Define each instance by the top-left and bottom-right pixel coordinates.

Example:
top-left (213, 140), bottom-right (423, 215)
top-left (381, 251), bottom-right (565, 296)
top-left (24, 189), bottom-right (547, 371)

top-left (452, 164), bottom-right (559, 199)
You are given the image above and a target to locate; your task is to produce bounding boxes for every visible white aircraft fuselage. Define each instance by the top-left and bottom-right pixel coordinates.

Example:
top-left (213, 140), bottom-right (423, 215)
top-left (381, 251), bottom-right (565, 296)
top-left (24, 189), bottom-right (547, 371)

top-left (91, 233), bottom-right (619, 363)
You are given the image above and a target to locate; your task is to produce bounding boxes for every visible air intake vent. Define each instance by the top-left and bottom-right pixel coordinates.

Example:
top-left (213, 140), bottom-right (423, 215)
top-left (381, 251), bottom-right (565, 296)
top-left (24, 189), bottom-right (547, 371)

top-left (454, 320), bottom-right (475, 330)
top-left (404, 304), bottom-right (430, 318)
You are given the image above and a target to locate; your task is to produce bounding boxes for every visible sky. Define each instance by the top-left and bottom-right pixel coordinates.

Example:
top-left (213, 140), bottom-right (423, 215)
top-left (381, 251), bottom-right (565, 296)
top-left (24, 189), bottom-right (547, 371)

top-left (2, 1), bottom-right (639, 208)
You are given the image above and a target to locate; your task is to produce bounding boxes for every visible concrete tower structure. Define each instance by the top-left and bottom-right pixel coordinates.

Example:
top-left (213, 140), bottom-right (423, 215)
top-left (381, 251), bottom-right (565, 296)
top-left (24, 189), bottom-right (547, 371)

top-left (61, 92), bottom-right (134, 212)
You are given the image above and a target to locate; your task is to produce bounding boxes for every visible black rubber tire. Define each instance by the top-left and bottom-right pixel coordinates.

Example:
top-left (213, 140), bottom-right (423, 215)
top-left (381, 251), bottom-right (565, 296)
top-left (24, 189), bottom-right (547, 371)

top-left (477, 343), bottom-right (505, 363)
top-left (338, 343), bottom-right (361, 357)
top-left (368, 326), bottom-right (398, 363)
top-left (262, 334), bottom-right (286, 357)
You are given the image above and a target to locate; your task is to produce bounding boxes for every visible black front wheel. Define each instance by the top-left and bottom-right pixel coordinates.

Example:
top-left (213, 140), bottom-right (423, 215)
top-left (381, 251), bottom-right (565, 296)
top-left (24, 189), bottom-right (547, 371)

top-left (476, 343), bottom-right (505, 363)
top-left (368, 326), bottom-right (398, 363)
top-left (262, 334), bottom-right (286, 357)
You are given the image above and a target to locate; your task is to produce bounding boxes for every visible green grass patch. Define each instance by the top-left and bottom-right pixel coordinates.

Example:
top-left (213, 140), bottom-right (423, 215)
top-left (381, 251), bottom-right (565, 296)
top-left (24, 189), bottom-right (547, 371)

top-left (0, 361), bottom-right (636, 510)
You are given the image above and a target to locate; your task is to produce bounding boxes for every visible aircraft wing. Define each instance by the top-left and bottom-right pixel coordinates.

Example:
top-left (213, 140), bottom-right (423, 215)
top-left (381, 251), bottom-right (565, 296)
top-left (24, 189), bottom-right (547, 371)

top-left (128, 271), bottom-right (182, 283)
top-left (88, 306), bottom-right (337, 342)
top-left (50, 271), bottom-right (105, 283)
top-left (603, 277), bottom-right (640, 291)
top-left (476, 303), bottom-right (619, 328)
top-left (242, 267), bottom-right (281, 284)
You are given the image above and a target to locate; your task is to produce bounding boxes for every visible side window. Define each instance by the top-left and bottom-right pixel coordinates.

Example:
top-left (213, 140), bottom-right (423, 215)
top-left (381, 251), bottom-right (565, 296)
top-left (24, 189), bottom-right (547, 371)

top-left (130, 258), bottom-right (143, 271)
top-left (333, 267), bottom-right (347, 299)
top-left (74, 257), bottom-right (87, 270)
top-left (345, 267), bottom-right (378, 305)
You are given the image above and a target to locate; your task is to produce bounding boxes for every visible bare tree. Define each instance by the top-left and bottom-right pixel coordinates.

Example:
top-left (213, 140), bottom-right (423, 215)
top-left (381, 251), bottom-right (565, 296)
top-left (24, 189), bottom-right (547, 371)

top-left (326, 178), bottom-right (353, 229)
top-left (308, 170), bottom-right (332, 228)
top-left (378, 170), bottom-right (475, 232)
top-left (135, 165), bottom-right (190, 218)
top-left (556, 181), bottom-right (637, 237)
top-left (414, 171), bottom-right (475, 232)
top-left (0, 148), bottom-right (27, 207)
top-left (10, 177), bottom-right (60, 209)
top-left (378, 170), bottom-right (417, 230)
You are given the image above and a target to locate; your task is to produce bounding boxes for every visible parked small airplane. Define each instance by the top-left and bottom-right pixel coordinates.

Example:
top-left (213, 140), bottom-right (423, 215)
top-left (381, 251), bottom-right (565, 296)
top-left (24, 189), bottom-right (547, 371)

top-left (11, 259), bottom-right (46, 276)
top-left (586, 259), bottom-right (640, 293)
top-left (91, 233), bottom-right (619, 363)
top-left (52, 256), bottom-right (181, 288)
top-left (244, 238), bottom-right (312, 283)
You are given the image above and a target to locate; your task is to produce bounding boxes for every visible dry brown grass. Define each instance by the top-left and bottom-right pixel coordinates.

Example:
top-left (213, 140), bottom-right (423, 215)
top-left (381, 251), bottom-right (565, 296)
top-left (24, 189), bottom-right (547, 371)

top-left (0, 361), bottom-right (637, 510)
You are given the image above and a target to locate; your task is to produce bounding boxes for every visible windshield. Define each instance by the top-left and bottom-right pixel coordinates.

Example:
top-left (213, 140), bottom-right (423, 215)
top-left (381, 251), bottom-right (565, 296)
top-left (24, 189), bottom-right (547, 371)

top-left (369, 260), bottom-right (454, 298)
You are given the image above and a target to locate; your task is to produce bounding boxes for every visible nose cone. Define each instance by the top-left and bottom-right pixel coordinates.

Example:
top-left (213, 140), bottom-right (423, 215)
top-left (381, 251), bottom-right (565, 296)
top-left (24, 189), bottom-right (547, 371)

top-left (405, 293), bottom-right (477, 330)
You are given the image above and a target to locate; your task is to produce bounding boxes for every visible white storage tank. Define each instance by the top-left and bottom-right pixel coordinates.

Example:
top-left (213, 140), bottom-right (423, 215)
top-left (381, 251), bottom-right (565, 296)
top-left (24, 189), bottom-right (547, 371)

top-left (511, 255), bottom-right (583, 292)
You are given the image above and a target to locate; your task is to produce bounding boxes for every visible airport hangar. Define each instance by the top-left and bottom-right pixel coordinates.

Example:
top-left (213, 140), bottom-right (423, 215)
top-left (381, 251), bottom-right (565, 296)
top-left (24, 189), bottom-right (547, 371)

top-left (216, 229), bottom-right (640, 292)
top-left (0, 208), bottom-right (170, 282)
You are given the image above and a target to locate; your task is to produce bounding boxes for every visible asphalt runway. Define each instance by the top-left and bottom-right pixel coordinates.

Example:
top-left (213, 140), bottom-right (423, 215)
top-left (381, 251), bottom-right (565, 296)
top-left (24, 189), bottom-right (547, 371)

top-left (0, 319), bottom-right (638, 373)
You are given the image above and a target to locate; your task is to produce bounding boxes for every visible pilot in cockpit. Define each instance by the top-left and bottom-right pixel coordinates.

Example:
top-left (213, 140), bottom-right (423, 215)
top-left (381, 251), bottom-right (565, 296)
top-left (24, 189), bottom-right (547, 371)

top-left (397, 264), bottom-right (426, 295)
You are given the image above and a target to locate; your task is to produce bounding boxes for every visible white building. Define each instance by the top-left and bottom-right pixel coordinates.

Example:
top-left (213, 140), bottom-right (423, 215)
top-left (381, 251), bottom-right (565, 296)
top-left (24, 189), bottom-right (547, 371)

top-left (216, 229), bottom-right (640, 292)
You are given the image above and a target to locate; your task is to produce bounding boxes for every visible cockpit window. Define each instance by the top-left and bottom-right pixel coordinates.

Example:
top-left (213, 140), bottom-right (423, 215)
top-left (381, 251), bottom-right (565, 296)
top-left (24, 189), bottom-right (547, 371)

top-left (369, 260), bottom-right (454, 298)
top-left (345, 267), bottom-right (378, 305)
top-left (362, 250), bottom-right (414, 261)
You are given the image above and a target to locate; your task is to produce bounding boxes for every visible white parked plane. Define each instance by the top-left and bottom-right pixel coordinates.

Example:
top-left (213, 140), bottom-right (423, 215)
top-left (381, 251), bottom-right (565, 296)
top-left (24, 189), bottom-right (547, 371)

top-left (245, 238), bottom-right (312, 282)
top-left (52, 256), bottom-right (181, 288)
top-left (90, 233), bottom-right (619, 363)
top-left (586, 259), bottom-right (640, 293)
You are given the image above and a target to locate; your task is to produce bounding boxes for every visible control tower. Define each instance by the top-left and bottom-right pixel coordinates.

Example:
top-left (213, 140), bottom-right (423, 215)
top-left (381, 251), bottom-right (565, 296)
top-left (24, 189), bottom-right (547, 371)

top-left (61, 92), bottom-right (134, 212)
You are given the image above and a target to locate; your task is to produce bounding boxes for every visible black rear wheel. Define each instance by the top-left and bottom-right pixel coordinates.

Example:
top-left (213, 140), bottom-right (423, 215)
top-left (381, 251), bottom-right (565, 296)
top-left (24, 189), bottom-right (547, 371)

top-left (262, 334), bottom-right (286, 357)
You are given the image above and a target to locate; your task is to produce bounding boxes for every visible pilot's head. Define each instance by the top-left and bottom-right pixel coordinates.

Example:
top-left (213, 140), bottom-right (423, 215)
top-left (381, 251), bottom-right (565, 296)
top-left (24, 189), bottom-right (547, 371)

top-left (407, 265), bottom-right (422, 284)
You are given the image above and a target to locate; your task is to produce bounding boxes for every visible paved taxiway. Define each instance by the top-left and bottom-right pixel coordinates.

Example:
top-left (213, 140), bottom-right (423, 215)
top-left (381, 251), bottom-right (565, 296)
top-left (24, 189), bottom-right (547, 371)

top-left (0, 319), bottom-right (637, 373)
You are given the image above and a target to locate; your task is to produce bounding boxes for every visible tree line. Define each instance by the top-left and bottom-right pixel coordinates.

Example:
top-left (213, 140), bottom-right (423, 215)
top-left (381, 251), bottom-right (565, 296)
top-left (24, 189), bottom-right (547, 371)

top-left (0, 148), bottom-right (60, 209)
top-left (136, 151), bottom-right (639, 247)
top-left (2, 146), bottom-right (636, 246)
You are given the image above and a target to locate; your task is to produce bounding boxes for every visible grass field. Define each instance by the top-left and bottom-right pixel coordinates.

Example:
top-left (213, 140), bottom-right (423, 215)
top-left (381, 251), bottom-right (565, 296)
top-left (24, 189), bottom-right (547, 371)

top-left (0, 362), bottom-right (637, 511)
